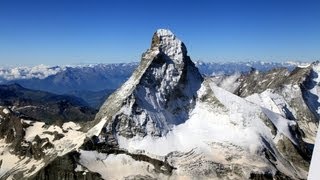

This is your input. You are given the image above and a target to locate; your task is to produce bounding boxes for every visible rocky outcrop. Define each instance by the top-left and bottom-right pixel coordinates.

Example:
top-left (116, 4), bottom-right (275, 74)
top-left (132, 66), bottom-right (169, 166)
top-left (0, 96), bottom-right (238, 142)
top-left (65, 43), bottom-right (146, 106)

top-left (235, 63), bottom-right (319, 152)
top-left (32, 152), bottom-right (103, 180)
top-left (94, 29), bottom-right (203, 145)
top-left (235, 65), bottom-right (314, 97)
top-left (88, 29), bottom-right (320, 179)
top-left (0, 105), bottom-right (98, 179)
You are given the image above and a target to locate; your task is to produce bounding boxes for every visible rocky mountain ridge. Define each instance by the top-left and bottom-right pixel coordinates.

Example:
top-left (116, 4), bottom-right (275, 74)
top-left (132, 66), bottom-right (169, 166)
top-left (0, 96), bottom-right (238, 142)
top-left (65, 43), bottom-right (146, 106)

top-left (87, 29), bottom-right (319, 179)
top-left (0, 29), bottom-right (319, 179)
top-left (0, 61), bottom-right (309, 109)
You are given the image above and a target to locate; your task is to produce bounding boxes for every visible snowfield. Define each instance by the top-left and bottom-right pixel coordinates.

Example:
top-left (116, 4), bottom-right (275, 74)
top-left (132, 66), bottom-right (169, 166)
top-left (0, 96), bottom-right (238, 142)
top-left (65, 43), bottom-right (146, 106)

top-left (0, 116), bottom-right (106, 178)
top-left (103, 81), bottom-right (309, 179)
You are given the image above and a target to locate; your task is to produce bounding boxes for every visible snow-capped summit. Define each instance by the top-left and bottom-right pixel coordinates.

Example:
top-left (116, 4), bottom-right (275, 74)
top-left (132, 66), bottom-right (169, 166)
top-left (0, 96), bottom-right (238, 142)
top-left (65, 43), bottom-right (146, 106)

top-left (90, 29), bottom-right (318, 179)
top-left (151, 29), bottom-right (187, 64)
top-left (94, 29), bottom-right (203, 139)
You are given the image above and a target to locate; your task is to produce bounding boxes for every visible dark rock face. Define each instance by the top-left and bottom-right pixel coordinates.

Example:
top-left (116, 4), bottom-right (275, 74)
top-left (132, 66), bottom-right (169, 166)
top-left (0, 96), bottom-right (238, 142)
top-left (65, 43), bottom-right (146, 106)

top-left (0, 108), bottom-right (53, 161)
top-left (81, 138), bottom-right (176, 176)
top-left (0, 84), bottom-right (97, 124)
top-left (233, 65), bottom-right (319, 176)
top-left (32, 152), bottom-right (103, 180)
top-left (0, 113), bottom-right (23, 144)
top-left (235, 66), bottom-right (314, 99)
top-left (0, 105), bottom-right (103, 179)
top-left (95, 29), bottom-right (203, 144)
top-left (301, 68), bottom-right (320, 121)
top-left (236, 67), bottom-right (318, 133)
top-left (276, 136), bottom-right (310, 172)
top-left (80, 30), bottom-right (318, 179)
top-left (235, 68), bottom-right (290, 97)
top-left (0, 109), bottom-right (48, 160)
top-left (249, 171), bottom-right (291, 180)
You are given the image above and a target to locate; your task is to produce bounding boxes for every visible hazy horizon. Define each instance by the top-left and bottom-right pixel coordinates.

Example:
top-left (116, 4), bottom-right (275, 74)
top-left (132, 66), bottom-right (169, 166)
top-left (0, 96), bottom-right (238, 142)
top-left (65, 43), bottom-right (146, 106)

top-left (0, 59), bottom-right (316, 69)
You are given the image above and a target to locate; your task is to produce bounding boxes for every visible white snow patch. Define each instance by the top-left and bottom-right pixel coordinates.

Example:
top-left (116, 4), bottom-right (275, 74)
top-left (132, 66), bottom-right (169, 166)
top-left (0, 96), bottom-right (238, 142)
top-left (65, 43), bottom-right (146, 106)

top-left (23, 117), bottom-right (108, 157)
top-left (2, 108), bottom-right (10, 114)
top-left (87, 117), bottom-right (107, 137)
top-left (0, 139), bottom-right (45, 178)
top-left (79, 150), bottom-right (156, 179)
top-left (219, 73), bottom-right (241, 93)
top-left (110, 83), bottom-right (302, 179)
top-left (246, 90), bottom-right (300, 145)
top-left (0, 140), bottom-right (20, 177)
top-left (0, 117), bottom-right (109, 177)
top-left (155, 29), bottom-right (185, 64)
top-left (118, 84), bottom-right (268, 158)
top-left (74, 164), bottom-right (85, 172)
top-left (62, 122), bottom-right (81, 131)
top-left (24, 122), bottom-right (46, 141)
top-left (261, 108), bottom-right (297, 145)
top-left (22, 120), bottom-right (86, 155)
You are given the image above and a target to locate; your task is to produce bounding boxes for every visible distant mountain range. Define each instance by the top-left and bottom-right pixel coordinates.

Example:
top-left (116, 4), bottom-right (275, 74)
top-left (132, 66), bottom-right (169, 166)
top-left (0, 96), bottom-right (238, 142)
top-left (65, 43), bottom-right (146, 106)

top-left (0, 61), bottom-right (311, 108)
top-left (0, 83), bottom-right (97, 124)
top-left (0, 61), bottom-right (309, 85)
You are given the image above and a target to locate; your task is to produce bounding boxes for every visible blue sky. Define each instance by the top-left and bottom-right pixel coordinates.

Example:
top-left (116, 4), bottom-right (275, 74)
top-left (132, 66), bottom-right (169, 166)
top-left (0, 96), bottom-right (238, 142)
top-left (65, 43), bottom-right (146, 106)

top-left (0, 0), bottom-right (319, 66)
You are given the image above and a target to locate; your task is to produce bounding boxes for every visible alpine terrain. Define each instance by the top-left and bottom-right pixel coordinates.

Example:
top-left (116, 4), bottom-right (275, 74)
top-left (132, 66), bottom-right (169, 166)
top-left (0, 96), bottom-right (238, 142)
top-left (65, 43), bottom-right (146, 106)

top-left (0, 60), bottom-right (303, 108)
top-left (0, 29), bottom-right (319, 179)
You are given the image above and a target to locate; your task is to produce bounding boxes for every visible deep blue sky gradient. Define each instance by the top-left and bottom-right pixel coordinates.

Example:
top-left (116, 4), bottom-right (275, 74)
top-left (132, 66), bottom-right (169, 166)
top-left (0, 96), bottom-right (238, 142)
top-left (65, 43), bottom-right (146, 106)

top-left (0, 0), bottom-right (319, 66)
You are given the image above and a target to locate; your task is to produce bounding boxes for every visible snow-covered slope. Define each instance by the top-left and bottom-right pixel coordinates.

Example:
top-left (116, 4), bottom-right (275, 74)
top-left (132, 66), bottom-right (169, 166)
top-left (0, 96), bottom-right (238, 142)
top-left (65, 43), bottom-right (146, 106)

top-left (235, 62), bottom-right (320, 143)
top-left (86, 29), bottom-right (319, 179)
top-left (0, 106), bottom-right (105, 179)
top-left (94, 29), bottom-right (203, 139)
top-left (0, 29), bottom-right (318, 180)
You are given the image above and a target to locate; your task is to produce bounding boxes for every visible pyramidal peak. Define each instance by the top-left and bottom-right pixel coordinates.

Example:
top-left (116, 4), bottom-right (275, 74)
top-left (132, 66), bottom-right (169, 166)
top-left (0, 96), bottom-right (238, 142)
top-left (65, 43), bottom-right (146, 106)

top-left (88, 29), bottom-right (318, 180)
top-left (94, 28), bottom-right (203, 138)
top-left (150, 29), bottom-right (187, 64)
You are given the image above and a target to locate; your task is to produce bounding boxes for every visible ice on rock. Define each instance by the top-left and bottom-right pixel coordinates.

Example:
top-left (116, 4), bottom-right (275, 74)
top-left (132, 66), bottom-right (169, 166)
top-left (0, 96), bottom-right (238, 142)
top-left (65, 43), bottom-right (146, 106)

top-left (95, 29), bottom-right (202, 139)
top-left (152, 29), bottom-right (187, 64)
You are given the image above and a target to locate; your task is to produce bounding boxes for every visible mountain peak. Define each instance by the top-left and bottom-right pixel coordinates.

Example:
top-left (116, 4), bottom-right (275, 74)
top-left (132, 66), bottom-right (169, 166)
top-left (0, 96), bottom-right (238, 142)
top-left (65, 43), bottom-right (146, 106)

top-left (151, 29), bottom-right (187, 64)
top-left (155, 29), bottom-right (174, 36)
top-left (94, 29), bottom-right (203, 138)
